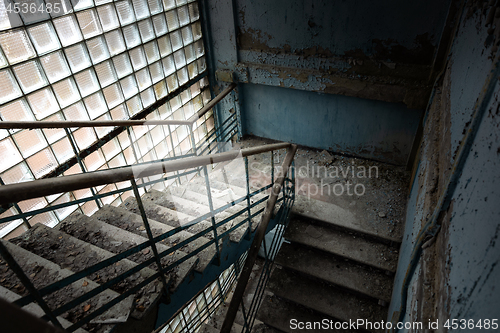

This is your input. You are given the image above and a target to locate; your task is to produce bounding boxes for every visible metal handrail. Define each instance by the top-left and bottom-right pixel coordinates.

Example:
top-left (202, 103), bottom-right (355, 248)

top-left (0, 142), bottom-right (290, 205)
top-left (220, 144), bottom-right (297, 333)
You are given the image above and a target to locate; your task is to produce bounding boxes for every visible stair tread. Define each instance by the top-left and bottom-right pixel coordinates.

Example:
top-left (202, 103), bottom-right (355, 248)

top-left (0, 285), bottom-right (89, 333)
top-left (285, 216), bottom-right (398, 272)
top-left (9, 224), bottom-right (157, 316)
top-left (0, 239), bottom-right (132, 325)
top-left (292, 195), bottom-right (402, 244)
top-left (257, 295), bottom-right (356, 333)
top-left (268, 267), bottom-right (387, 333)
top-left (275, 242), bottom-right (393, 302)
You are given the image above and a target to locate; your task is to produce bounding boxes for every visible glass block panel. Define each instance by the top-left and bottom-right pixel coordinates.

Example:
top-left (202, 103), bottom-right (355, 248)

top-left (123, 24), bottom-right (141, 48)
top-left (53, 77), bottom-right (80, 108)
top-left (178, 6), bottom-right (190, 27)
top-left (77, 9), bottom-right (102, 38)
top-left (26, 148), bottom-right (57, 178)
top-left (163, 0), bottom-right (176, 12)
top-left (177, 66), bottom-right (188, 85)
top-left (95, 0), bottom-right (113, 5)
top-left (137, 133), bottom-right (153, 155)
top-left (13, 61), bottom-right (48, 94)
top-left (135, 67), bottom-right (152, 91)
top-left (148, 0), bottom-right (163, 15)
top-left (74, 0), bottom-right (94, 11)
top-left (27, 88), bottom-right (59, 120)
top-left (44, 0), bottom-right (73, 18)
top-left (115, 0), bottom-right (136, 25)
top-left (140, 87), bottom-right (155, 106)
top-left (97, 5), bottom-right (120, 32)
top-left (192, 21), bottom-right (202, 40)
top-left (132, 0), bottom-right (150, 20)
top-left (169, 95), bottom-right (181, 111)
top-left (149, 61), bottom-right (164, 83)
top-left (194, 39), bottom-right (205, 59)
top-left (73, 127), bottom-right (97, 150)
top-left (157, 35), bottom-right (173, 57)
top-left (75, 68), bottom-right (100, 97)
top-left (1, 162), bottom-right (34, 184)
top-left (144, 41), bottom-right (160, 63)
top-left (176, 0), bottom-right (187, 5)
top-left (162, 55), bottom-right (175, 76)
top-left (0, 138), bottom-right (23, 173)
top-left (128, 48), bottom-right (146, 72)
top-left (120, 75), bottom-right (139, 99)
top-left (14, 0), bottom-right (50, 24)
top-left (118, 131), bottom-right (131, 148)
top-left (152, 14), bottom-right (168, 37)
top-left (12, 129), bottom-right (47, 158)
top-left (198, 56), bottom-right (206, 72)
top-left (84, 92), bottom-right (108, 119)
top-left (53, 15), bottom-right (83, 47)
top-left (95, 60), bottom-right (118, 87)
top-left (63, 101), bottom-right (89, 121)
top-left (170, 30), bottom-right (183, 51)
top-left (103, 83), bottom-right (124, 108)
top-left (87, 36), bottom-right (110, 64)
top-left (40, 51), bottom-right (71, 83)
top-left (105, 29), bottom-right (126, 56)
top-left (0, 99), bottom-right (34, 123)
top-left (0, 29), bottom-right (36, 65)
top-left (28, 22), bottom-right (60, 55)
top-left (84, 149), bottom-right (106, 171)
top-left (95, 113), bottom-right (112, 138)
top-left (153, 80), bottom-right (167, 98)
top-left (133, 124), bottom-right (147, 139)
top-left (123, 146), bottom-right (136, 164)
top-left (65, 43), bottom-right (92, 73)
top-left (173, 49), bottom-right (186, 68)
top-left (110, 104), bottom-right (128, 119)
top-left (0, 3), bottom-right (22, 30)
top-left (166, 73), bottom-right (178, 92)
top-left (113, 53), bottom-right (133, 78)
top-left (166, 10), bottom-right (180, 31)
top-left (188, 2), bottom-right (200, 21)
top-left (102, 138), bottom-right (121, 160)
top-left (150, 123), bottom-right (164, 145)
top-left (126, 95), bottom-right (142, 115)
top-left (108, 153), bottom-right (126, 168)
top-left (52, 138), bottom-right (74, 164)
top-left (181, 25), bottom-right (194, 45)
top-left (0, 48), bottom-right (7, 68)
top-left (99, 184), bottom-right (119, 205)
top-left (138, 19), bottom-right (154, 42)
top-left (0, 69), bottom-right (22, 104)
top-left (186, 44), bottom-right (197, 64)
top-left (18, 196), bottom-right (48, 214)
top-left (52, 192), bottom-right (77, 220)
top-left (42, 112), bottom-right (66, 143)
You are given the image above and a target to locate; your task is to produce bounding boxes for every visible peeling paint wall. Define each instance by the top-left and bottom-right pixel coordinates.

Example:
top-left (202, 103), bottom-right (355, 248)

top-left (203, 0), bottom-right (452, 165)
top-left (389, 2), bottom-right (500, 329)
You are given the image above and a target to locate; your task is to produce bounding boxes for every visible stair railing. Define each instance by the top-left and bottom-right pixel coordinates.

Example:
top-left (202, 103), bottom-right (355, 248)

top-left (0, 137), bottom-right (294, 332)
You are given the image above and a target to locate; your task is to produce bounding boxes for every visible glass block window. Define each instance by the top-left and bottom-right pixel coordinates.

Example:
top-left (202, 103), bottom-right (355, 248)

top-left (0, 0), bottom-right (213, 238)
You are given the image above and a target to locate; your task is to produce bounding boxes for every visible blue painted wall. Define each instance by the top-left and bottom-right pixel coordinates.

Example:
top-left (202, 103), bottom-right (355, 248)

top-left (241, 83), bottom-right (422, 165)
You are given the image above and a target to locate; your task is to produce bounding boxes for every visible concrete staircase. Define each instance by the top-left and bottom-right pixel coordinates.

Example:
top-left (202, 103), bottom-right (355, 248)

top-left (256, 195), bottom-right (401, 333)
top-left (0, 159), bottom-right (270, 333)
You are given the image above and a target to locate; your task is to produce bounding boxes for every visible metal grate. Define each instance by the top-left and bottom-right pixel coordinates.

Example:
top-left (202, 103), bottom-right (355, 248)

top-left (0, 0), bottom-right (212, 238)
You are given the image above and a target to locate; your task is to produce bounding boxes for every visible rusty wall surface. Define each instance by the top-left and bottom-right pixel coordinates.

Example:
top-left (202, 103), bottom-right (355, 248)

top-left (389, 2), bottom-right (500, 330)
top-left (203, 0), bottom-right (452, 164)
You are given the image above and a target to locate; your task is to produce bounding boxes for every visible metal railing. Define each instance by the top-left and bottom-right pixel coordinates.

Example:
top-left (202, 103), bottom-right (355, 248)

top-left (0, 130), bottom-right (295, 332)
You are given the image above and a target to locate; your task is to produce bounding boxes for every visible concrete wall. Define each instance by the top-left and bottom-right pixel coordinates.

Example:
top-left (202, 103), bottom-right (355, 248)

top-left (202, 0), bottom-right (452, 165)
top-left (389, 2), bottom-right (500, 330)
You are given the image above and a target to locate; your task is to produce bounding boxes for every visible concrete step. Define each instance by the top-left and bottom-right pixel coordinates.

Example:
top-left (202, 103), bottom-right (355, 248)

top-left (275, 242), bottom-right (393, 303)
top-left (0, 239), bottom-right (133, 325)
top-left (144, 189), bottom-right (249, 243)
top-left (292, 195), bottom-right (402, 244)
top-left (55, 212), bottom-right (198, 314)
top-left (9, 224), bottom-right (155, 316)
top-left (0, 285), bottom-right (88, 333)
top-left (257, 295), bottom-right (356, 333)
top-left (267, 267), bottom-right (387, 333)
top-left (92, 205), bottom-right (214, 273)
top-left (285, 216), bottom-right (399, 273)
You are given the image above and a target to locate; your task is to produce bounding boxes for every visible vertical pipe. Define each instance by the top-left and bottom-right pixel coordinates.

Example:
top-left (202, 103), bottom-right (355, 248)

top-left (130, 179), bottom-right (169, 291)
top-left (167, 125), bottom-right (182, 185)
top-left (202, 165), bottom-right (221, 264)
top-left (0, 241), bottom-right (62, 328)
top-left (64, 128), bottom-right (101, 209)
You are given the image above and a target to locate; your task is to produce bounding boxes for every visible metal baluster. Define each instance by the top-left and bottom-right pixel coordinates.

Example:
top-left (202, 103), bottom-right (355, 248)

top-left (202, 165), bottom-right (221, 265)
top-left (189, 125), bottom-right (201, 177)
top-left (64, 128), bottom-right (101, 209)
top-left (244, 157), bottom-right (252, 238)
top-left (0, 178), bottom-right (30, 230)
top-left (167, 125), bottom-right (182, 185)
top-left (130, 179), bottom-right (169, 291)
top-left (126, 127), bottom-right (149, 193)
top-left (0, 241), bottom-right (62, 328)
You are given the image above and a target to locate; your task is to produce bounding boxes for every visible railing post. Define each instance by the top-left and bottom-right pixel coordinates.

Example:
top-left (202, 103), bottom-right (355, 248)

top-left (189, 125), bottom-right (201, 177)
top-left (0, 241), bottom-right (62, 328)
top-left (130, 179), bottom-right (169, 291)
top-left (0, 178), bottom-right (31, 230)
top-left (166, 124), bottom-right (182, 185)
top-left (202, 165), bottom-right (221, 265)
top-left (64, 128), bottom-right (101, 209)
top-left (244, 157), bottom-right (252, 239)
